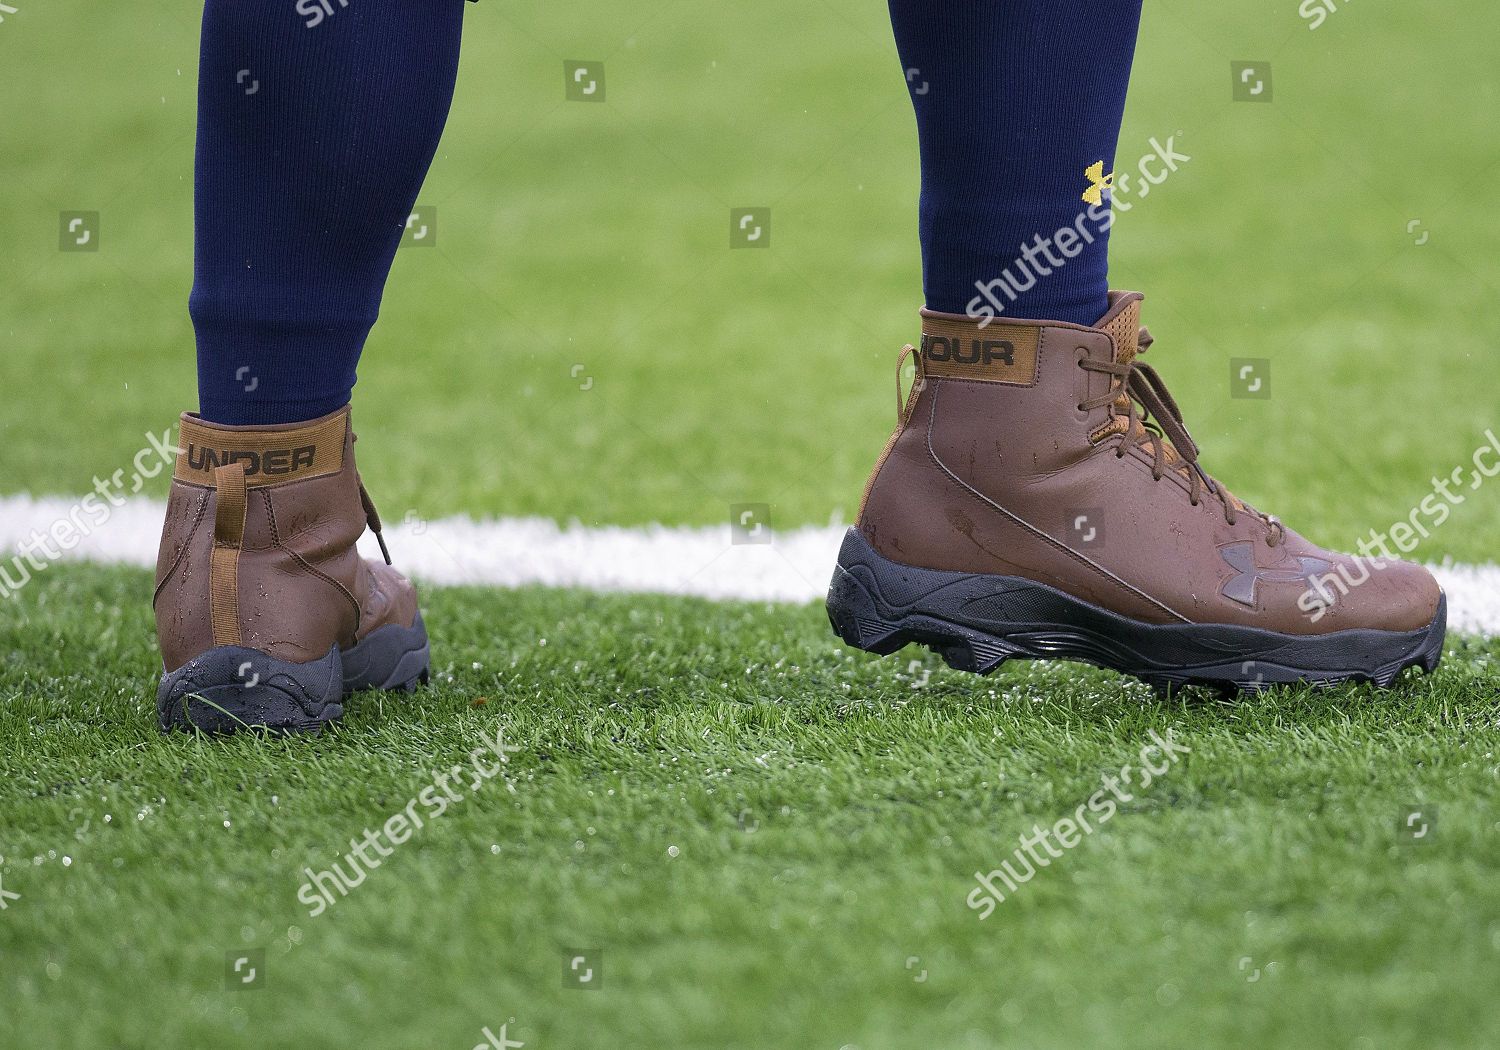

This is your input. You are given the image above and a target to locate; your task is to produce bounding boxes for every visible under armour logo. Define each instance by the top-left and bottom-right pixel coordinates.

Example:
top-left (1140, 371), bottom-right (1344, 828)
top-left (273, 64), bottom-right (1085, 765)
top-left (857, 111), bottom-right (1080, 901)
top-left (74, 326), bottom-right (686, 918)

top-left (1219, 541), bottom-right (1331, 607)
top-left (1081, 161), bottom-right (1113, 206)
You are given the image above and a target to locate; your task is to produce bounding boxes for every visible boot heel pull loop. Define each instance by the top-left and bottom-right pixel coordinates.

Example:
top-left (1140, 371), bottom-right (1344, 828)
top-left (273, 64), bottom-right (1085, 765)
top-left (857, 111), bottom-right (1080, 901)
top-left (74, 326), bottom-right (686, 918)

top-left (358, 478), bottom-right (393, 566)
top-left (209, 462), bottom-right (247, 647)
top-left (896, 344), bottom-right (922, 423)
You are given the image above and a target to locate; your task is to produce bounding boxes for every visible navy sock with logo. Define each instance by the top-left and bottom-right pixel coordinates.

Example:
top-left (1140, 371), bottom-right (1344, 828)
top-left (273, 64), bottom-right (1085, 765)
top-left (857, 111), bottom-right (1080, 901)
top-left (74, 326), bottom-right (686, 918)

top-left (191, 0), bottom-right (467, 426)
top-left (887, 0), bottom-right (1143, 326)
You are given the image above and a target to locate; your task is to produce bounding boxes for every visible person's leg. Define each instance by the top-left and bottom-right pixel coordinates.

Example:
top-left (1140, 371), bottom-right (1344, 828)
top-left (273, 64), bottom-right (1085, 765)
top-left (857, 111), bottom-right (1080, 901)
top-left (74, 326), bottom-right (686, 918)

top-left (832, 2), bottom-right (1444, 693)
top-left (191, 0), bottom-right (466, 424)
top-left (887, 0), bottom-right (1141, 324)
top-left (154, 0), bottom-right (467, 733)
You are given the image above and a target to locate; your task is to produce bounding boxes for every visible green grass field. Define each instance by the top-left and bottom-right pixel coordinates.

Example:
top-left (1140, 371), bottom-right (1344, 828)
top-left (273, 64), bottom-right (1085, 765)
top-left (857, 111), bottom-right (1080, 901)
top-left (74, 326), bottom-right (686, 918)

top-left (3, 2), bottom-right (1500, 1048)
top-left (5, 566), bottom-right (1500, 1050)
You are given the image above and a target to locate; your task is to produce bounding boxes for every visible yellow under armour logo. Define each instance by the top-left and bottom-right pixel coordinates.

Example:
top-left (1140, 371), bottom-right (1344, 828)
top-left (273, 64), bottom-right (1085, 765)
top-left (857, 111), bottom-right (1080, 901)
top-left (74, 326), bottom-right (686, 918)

top-left (1081, 161), bottom-right (1113, 206)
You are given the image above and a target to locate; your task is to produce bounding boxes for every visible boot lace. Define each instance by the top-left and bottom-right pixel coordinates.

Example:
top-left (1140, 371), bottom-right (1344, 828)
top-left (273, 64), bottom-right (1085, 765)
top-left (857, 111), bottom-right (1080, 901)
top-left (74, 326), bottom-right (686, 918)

top-left (1078, 327), bottom-right (1285, 546)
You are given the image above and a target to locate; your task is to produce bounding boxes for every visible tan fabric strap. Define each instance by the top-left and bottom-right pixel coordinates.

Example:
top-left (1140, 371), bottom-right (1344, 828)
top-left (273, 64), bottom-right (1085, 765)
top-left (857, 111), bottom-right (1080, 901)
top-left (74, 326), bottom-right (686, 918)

top-left (894, 343), bottom-right (924, 423)
top-left (175, 412), bottom-right (347, 488)
top-left (209, 462), bottom-right (247, 647)
top-left (919, 313), bottom-right (1041, 386)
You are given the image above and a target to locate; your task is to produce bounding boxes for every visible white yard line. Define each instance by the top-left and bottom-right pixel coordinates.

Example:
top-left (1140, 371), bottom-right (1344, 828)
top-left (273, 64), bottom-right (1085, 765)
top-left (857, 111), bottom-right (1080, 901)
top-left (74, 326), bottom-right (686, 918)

top-left (1, 494), bottom-right (1497, 635)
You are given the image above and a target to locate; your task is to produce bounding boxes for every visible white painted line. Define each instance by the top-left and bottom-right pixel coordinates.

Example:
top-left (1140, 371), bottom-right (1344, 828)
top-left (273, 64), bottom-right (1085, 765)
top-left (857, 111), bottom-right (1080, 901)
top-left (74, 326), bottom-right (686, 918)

top-left (0, 494), bottom-right (1497, 635)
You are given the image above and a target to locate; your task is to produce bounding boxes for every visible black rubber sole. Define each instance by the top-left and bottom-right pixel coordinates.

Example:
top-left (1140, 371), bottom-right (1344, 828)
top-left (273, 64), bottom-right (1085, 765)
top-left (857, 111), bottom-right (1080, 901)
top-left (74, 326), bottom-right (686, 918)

top-left (342, 611), bottom-right (431, 695)
top-left (157, 644), bottom-right (344, 734)
top-left (826, 528), bottom-right (1446, 694)
top-left (157, 613), bottom-right (431, 734)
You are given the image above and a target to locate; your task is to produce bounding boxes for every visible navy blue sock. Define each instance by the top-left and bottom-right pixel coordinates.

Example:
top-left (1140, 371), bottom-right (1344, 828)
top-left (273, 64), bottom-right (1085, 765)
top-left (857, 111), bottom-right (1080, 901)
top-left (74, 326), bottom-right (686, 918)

top-left (191, 0), bottom-right (466, 425)
top-left (887, 0), bottom-right (1143, 325)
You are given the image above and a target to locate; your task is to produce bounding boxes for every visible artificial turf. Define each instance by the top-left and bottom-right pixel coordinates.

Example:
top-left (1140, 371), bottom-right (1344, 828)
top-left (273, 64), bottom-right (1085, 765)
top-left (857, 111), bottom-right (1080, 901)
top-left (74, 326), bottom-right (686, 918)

top-left (2, 564), bottom-right (1498, 1049)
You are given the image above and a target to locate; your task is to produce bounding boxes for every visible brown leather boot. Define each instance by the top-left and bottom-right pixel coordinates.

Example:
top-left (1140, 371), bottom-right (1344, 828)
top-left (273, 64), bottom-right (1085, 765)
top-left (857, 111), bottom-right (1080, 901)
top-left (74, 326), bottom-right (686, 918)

top-left (154, 407), bottom-right (429, 732)
top-left (829, 291), bottom-right (1445, 692)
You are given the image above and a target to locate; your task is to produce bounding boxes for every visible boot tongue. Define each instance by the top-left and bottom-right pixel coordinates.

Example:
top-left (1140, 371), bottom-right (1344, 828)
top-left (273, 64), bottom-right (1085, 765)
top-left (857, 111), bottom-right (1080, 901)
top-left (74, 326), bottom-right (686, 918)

top-left (1093, 290), bottom-right (1145, 366)
top-left (1088, 293), bottom-right (1254, 517)
top-left (1091, 290), bottom-right (1188, 470)
top-left (1092, 291), bottom-right (1146, 423)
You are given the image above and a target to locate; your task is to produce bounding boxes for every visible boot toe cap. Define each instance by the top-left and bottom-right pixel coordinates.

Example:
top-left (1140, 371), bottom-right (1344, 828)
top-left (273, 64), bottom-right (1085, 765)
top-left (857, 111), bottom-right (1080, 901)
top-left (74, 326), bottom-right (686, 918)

top-left (1316, 554), bottom-right (1442, 634)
